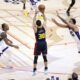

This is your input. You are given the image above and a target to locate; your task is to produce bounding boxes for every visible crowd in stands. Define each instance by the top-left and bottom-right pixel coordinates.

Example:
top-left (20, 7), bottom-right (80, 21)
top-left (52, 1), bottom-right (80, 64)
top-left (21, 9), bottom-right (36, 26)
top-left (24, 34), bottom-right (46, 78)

top-left (46, 72), bottom-right (79, 80)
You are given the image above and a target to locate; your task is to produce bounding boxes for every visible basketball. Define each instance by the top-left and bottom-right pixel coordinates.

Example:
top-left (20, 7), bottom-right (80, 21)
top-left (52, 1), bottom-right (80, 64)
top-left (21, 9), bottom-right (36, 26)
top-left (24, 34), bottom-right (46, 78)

top-left (38, 4), bottom-right (45, 13)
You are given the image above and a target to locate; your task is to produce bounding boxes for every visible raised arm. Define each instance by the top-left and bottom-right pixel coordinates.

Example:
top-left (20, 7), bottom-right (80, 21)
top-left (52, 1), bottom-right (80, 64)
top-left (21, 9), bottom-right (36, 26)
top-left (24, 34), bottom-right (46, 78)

top-left (56, 11), bottom-right (77, 29)
top-left (57, 15), bottom-right (77, 29)
top-left (52, 18), bottom-right (67, 28)
top-left (33, 10), bottom-right (38, 33)
top-left (33, 11), bottom-right (37, 26)
top-left (42, 13), bottom-right (47, 29)
top-left (43, 13), bottom-right (47, 21)
top-left (56, 11), bottom-right (69, 24)
top-left (58, 15), bottom-right (68, 24)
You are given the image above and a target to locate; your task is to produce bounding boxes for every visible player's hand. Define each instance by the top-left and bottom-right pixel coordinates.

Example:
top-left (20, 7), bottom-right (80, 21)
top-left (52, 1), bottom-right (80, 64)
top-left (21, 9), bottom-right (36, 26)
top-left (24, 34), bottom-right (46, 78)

top-left (13, 45), bottom-right (19, 49)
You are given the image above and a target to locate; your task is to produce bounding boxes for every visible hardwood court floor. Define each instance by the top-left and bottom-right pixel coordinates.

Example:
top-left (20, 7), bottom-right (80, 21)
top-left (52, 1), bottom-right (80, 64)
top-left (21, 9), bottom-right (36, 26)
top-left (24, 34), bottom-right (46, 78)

top-left (0, 0), bottom-right (80, 80)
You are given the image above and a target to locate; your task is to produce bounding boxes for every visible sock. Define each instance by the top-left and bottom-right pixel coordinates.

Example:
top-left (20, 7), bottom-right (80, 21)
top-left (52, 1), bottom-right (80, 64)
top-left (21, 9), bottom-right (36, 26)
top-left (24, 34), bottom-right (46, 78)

top-left (33, 68), bottom-right (36, 72)
top-left (45, 67), bottom-right (48, 70)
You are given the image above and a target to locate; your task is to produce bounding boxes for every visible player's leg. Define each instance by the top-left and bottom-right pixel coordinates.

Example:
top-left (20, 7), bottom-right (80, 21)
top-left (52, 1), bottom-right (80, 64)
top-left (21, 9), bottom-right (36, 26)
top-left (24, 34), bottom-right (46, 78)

top-left (42, 42), bottom-right (48, 74)
top-left (33, 55), bottom-right (38, 73)
top-left (33, 43), bottom-right (40, 75)
top-left (42, 54), bottom-right (48, 71)
top-left (66, 0), bottom-right (75, 16)
top-left (23, 0), bottom-right (27, 9)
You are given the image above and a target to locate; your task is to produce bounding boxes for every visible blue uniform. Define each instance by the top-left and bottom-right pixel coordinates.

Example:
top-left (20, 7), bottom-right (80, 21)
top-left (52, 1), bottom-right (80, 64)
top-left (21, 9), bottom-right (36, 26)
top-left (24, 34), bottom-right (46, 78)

top-left (34, 27), bottom-right (47, 55)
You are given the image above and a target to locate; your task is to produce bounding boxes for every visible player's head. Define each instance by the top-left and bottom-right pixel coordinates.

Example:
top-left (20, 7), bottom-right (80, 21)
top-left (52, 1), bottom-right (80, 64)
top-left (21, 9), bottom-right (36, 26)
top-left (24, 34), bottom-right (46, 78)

top-left (72, 72), bottom-right (78, 80)
top-left (69, 18), bottom-right (76, 24)
top-left (36, 20), bottom-right (42, 27)
top-left (2, 23), bottom-right (9, 31)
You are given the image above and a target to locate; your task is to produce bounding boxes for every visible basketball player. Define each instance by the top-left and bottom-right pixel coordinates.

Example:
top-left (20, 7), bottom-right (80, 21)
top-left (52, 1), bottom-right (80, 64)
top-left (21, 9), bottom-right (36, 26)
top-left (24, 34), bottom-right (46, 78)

top-left (66, 0), bottom-right (75, 16)
top-left (0, 23), bottom-right (19, 56)
top-left (30, 0), bottom-right (37, 11)
top-left (23, 0), bottom-right (37, 11)
top-left (32, 10), bottom-right (48, 75)
top-left (52, 12), bottom-right (80, 53)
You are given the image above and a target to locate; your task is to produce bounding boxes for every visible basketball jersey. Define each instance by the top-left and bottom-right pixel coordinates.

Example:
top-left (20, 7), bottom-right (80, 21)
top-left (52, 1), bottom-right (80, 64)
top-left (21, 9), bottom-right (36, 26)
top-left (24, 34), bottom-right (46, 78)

top-left (0, 30), bottom-right (4, 41)
top-left (35, 27), bottom-right (46, 42)
top-left (69, 28), bottom-right (80, 41)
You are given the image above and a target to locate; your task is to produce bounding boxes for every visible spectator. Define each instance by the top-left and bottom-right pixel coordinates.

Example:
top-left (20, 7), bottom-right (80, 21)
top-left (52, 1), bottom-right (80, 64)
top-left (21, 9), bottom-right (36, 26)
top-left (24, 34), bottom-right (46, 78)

top-left (72, 72), bottom-right (78, 80)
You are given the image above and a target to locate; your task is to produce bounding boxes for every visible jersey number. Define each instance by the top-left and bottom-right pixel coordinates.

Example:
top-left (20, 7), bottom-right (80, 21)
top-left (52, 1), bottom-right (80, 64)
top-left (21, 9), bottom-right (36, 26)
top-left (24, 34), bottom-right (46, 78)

top-left (38, 33), bottom-right (45, 39)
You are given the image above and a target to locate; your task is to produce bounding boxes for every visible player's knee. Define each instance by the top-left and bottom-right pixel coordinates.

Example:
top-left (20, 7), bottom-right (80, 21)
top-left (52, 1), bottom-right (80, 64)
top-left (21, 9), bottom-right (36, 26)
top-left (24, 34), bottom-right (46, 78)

top-left (34, 56), bottom-right (38, 64)
top-left (43, 55), bottom-right (47, 62)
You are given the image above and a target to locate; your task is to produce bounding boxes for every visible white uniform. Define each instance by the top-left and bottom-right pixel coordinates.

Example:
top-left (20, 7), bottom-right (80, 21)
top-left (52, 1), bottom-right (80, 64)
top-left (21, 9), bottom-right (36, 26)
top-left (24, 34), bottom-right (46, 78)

top-left (69, 29), bottom-right (80, 52)
top-left (0, 30), bottom-right (12, 68)
top-left (0, 30), bottom-right (8, 53)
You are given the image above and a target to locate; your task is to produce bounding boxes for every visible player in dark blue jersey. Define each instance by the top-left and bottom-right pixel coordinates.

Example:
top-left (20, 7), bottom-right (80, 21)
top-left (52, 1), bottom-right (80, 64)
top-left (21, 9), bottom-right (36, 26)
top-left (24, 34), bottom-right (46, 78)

top-left (32, 10), bottom-right (48, 75)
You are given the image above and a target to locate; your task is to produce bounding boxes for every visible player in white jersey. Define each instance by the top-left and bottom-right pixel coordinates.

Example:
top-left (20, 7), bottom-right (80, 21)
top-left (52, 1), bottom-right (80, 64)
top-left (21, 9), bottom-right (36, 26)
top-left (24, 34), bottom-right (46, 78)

top-left (0, 23), bottom-right (19, 56)
top-left (52, 12), bottom-right (80, 53)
